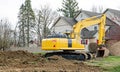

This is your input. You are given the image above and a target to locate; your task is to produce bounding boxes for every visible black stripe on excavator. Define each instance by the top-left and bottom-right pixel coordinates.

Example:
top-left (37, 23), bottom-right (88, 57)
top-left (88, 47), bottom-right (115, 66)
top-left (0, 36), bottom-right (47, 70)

top-left (68, 39), bottom-right (72, 47)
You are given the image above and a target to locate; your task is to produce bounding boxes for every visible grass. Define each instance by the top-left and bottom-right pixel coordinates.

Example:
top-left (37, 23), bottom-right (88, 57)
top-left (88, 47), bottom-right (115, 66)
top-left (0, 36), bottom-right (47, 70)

top-left (108, 65), bottom-right (120, 72)
top-left (85, 56), bottom-right (120, 72)
top-left (33, 51), bottom-right (46, 55)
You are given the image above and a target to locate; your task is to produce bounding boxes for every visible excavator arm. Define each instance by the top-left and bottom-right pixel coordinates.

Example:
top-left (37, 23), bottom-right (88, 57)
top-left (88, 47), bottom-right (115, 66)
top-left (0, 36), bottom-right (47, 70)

top-left (71, 14), bottom-right (106, 45)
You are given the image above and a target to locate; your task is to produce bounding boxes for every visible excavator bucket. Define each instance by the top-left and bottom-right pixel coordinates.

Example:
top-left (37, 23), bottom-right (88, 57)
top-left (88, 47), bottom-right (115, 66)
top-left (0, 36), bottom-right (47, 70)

top-left (97, 50), bottom-right (105, 57)
top-left (97, 47), bottom-right (109, 57)
top-left (88, 43), bottom-right (109, 57)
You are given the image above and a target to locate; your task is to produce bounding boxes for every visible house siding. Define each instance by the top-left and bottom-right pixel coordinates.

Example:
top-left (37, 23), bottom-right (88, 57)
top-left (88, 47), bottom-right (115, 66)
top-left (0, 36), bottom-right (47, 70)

top-left (104, 10), bottom-right (120, 40)
top-left (106, 23), bottom-right (120, 40)
top-left (52, 19), bottom-right (72, 33)
top-left (76, 12), bottom-right (89, 21)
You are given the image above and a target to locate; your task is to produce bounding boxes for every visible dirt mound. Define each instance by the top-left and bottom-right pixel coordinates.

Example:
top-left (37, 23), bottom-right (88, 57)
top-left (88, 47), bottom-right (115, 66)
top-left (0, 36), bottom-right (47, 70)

top-left (109, 41), bottom-right (120, 56)
top-left (0, 50), bottom-right (102, 72)
top-left (88, 43), bottom-right (98, 53)
top-left (47, 55), bottom-right (67, 60)
top-left (0, 50), bottom-right (45, 67)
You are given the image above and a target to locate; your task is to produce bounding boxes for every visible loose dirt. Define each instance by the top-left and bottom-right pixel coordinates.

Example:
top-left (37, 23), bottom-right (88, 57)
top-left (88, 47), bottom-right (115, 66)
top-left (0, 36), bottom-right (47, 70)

top-left (109, 41), bottom-right (120, 56)
top-left (0, 50), bottom-right (102, 72)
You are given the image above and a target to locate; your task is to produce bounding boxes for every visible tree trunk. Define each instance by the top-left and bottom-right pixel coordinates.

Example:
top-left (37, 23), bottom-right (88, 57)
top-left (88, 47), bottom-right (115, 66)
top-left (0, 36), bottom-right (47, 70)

top-left (14, 31), bottom-right (17, 47)
top-left (37, 15), bottom-right (42, 46)
top-left (27, 17), bottom-right (30, 47)
top-left (22, 22), bottom-right (25, 46)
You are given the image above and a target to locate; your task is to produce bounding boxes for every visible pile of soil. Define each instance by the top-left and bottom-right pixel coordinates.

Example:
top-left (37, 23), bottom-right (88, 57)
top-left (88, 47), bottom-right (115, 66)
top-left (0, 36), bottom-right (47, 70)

top-left (88, 43), bottom-right (98, 53)
top-left (0, 50), bottom-right (102, 72)
top-left (109, 41), bottom-right (120, 56)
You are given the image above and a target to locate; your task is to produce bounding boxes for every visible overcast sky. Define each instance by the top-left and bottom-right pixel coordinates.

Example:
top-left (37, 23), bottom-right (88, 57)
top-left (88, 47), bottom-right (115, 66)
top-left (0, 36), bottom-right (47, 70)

top-left (0, 0), bottom-right (120, 29)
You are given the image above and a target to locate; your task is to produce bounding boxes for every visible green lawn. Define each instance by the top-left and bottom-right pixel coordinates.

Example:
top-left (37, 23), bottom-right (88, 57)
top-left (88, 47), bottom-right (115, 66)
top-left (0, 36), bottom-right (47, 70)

top-left (33, 52), bottom-right (46, 55)
top-left (85, 56), bottom-right (120, 72)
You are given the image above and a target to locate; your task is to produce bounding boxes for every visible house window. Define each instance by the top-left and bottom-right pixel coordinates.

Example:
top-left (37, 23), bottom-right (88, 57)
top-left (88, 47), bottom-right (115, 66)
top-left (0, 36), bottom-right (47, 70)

top-left (94, 26), bottom-right (97, 30)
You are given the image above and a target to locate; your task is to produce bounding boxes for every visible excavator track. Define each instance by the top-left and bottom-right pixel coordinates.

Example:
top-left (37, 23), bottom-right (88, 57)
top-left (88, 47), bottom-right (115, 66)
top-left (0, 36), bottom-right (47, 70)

top-left (44, 51), bottom-right (93, 61)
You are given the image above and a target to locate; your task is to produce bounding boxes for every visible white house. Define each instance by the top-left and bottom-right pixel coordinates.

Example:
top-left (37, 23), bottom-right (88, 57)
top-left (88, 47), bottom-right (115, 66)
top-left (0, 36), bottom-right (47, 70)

top-left (51, 17), bottom-right (77, 34)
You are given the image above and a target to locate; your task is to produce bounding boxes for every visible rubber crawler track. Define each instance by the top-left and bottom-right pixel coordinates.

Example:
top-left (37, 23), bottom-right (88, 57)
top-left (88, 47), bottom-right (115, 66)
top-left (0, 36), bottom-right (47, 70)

top-left (44, 51), bottom-right (92, 61)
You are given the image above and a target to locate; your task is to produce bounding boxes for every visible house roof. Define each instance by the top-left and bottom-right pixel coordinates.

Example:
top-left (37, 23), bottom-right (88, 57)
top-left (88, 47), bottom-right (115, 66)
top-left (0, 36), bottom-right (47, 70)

top-left (75, 9), bottom-right (101, 18)
top-left (62, 17), bottom-right (77, 26)
top-left (81, 28), bottom-right (98, 39)
top-left (104, 8), bottom-right (120, 17)
top-left (104, 8), bottom-right (120, 25)
top-left (106, 17), bottom-right (116, 26)
top-left (51, 16), bottom-right (77, 28)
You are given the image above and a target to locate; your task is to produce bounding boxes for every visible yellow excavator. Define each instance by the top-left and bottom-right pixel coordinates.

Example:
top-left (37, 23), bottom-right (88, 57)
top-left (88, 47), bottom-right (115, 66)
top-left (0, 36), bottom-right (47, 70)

top-left (42, 14), bottom-right (106, 60)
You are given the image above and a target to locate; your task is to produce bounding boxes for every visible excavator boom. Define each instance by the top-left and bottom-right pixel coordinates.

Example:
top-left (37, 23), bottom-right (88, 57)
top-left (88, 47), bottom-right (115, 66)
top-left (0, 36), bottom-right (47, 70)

top-left (71, 14), bottom-right (106, 45)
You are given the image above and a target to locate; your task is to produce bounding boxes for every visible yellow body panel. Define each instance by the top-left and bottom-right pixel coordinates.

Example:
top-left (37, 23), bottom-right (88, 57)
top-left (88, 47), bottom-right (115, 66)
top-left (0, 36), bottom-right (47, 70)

top-left (42, 38), bottom-right (85, 50)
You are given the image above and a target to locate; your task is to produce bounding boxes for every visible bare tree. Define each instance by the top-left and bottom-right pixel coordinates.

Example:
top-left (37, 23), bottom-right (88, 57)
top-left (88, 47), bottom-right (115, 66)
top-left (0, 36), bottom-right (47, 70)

top-left (13, 23), bottom-right (19, 47)
top-left (98, 6), bottom-right (103, 13)
top-left (91, 5), bottom-right (104, 13)
top-left (35, 5), bottom-right (59, 45)
top-left (91, 5), bottom-right (97, 13)
top-left (34, 10), bottom-right (42, 46)
top-left (0, 19), bottom-right (12, 50)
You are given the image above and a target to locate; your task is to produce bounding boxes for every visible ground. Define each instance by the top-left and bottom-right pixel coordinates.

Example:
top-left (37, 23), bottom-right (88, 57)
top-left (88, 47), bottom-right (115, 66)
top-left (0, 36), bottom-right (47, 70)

top-left (0, 50), bottom-right (120, 72)
top-left (0, 50), bottom-right (101, 72)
